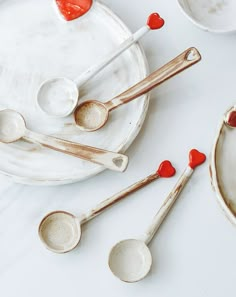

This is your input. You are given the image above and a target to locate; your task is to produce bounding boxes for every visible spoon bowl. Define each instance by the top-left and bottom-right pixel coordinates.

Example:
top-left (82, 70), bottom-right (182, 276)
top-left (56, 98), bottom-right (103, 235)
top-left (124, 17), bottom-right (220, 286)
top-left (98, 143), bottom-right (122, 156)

top-left (74, 100), bottom-right (109, 131)
top-left (38, 211), bottom-right (82, 253)
top-left (108, 239), bottom-right (152, 283)
top-left (37, 78), bottom-right (79, 117)
top-left (0, 110), bottom-right (26, 143)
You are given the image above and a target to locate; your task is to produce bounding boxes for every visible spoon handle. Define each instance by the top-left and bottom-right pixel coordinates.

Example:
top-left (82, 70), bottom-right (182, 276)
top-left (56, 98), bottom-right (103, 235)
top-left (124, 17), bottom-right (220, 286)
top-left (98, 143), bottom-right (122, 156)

top-left (23, 130), bottom-right (128, 172)
top-left (81, 160), bottom-right (176, 223)
top-left (74, 25), bottom-right (150, 87)
top-left (105, 48), bottom-right (201, 111)
top-left (143, 166), bottom-right (193, 245)
top-left (143, 149), bottom-right (206, 245)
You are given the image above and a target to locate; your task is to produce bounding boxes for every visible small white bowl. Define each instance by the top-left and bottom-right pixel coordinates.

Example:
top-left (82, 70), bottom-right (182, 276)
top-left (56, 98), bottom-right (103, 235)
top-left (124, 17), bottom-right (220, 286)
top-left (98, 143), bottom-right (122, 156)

top-left (177, 0), bottom-right (236, 33)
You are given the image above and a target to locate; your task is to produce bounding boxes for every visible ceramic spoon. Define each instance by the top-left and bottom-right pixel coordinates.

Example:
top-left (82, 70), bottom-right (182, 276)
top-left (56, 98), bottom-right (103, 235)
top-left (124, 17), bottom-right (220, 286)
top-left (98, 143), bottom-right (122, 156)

top-left (74, 47), bottom-right (201, 132)
top-left (37, 13), bottom-right (164, 117)
top-left (108, 149), bottom-right (206, 283)
top-left (0, 109), bottom-right (128, 172)
top-left (38, 160), bottom-right (176, 253)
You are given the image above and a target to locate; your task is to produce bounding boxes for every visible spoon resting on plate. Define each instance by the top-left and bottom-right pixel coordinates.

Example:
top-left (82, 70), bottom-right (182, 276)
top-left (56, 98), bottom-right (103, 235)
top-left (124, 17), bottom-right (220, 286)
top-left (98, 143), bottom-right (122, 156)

top-left (38, 160), bottom-right (176, 253)
top-left (74, 47), bottom-right (201, 132)
top-left (0, 109), bottom-right (128, 172)
top-left (37, 13), bottom-right (164, 117)
top-left (108, 149), bottom-right (206, 283)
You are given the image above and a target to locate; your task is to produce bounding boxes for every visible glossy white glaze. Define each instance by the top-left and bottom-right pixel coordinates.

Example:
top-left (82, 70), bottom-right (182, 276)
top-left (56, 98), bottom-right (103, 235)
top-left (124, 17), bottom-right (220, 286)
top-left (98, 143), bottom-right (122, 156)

top-left (0, 110), bottom-right (26, 143)
top-left (0, 0), bottom-right (149, 184)
top-left (177, 0), bottom-right (236, 33)
top-left (37, 78), bottom-right (79, 117)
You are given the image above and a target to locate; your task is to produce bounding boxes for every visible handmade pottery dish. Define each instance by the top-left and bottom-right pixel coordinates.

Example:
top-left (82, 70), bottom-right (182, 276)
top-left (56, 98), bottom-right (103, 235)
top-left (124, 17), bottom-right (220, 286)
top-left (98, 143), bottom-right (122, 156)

top-left (0, 0), bottom-right (149, 185)
top-left (177, 0), bottom-right (236, 33)
top-left (38, 161), bottom-right (176, 253)
top-left (210, 106), bottom-right (236, 225)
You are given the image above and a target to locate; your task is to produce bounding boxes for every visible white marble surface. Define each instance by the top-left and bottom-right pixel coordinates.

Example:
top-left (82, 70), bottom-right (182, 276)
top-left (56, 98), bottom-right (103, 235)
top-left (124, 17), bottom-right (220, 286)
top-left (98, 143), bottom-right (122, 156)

top-left (1, 0), bottom-right (236, 296)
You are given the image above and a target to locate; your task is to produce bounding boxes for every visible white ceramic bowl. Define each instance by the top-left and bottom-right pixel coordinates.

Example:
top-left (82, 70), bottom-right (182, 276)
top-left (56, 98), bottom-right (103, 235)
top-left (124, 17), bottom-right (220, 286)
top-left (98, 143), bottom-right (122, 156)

top-left (177, 0), bottom-right (236, 33)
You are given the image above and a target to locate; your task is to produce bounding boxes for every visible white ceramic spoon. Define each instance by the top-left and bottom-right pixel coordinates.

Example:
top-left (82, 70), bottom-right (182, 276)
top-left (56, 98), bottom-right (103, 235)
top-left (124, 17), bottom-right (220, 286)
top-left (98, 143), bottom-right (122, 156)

top-left (0, 109), bottom-right (128, 172)
top-left (108, 149), bottom-right (206, 283)
top-left (37, 13), bottom-right (164, 117)
top-left (38, 160), bottom-right (176, 253)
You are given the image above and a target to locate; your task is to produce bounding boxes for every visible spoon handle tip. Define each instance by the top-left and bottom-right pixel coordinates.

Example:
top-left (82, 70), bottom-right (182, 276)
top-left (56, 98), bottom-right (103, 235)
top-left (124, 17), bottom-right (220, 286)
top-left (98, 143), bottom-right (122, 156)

top-left (23, 129), bottom-right (129, 172)
top-left (189, 149), bottom-right (206, 169)
top-left (147, 13), bottom-right (165, 30)
top-left (144, 149), bottom-right (205, 245)
top-left (157, 160), bottom-right (176, 178)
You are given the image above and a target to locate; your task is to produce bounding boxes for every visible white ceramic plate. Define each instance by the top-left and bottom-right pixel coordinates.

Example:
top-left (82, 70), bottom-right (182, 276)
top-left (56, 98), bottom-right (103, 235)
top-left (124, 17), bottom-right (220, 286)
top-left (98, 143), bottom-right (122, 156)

top-left (0, 0), bottom-right (149, 185)
top-left (211, 107), bottom-right (236, 225)
top-left (177, 0), bottom-right (236, 33)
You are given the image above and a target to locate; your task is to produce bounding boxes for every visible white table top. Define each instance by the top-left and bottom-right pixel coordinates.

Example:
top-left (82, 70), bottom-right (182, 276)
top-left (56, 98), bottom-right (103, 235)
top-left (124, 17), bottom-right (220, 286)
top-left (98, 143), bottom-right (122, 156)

top-left (1, 0), bottom-right (236, 296)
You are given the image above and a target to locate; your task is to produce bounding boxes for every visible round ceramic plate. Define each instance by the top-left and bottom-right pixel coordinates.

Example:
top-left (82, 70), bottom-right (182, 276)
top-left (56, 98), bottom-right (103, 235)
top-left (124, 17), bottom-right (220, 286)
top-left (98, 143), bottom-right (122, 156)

top-left (0, 0), bottom-right (149, 185)
top-left (210, 107), bottom-right (236, 225)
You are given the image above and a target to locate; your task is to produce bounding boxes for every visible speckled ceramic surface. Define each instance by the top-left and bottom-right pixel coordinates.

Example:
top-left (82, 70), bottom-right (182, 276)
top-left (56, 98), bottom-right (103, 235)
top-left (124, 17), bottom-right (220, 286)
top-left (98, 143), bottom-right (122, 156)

top-left (211, 107), bottom-right (236, 225)
top-left (0, 0), bottom-right (149, 185)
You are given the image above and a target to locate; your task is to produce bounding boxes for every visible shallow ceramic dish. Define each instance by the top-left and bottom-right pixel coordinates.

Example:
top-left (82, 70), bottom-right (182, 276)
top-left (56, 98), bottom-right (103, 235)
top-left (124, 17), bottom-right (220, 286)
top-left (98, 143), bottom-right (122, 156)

top-left (211, 106), bottom-right (236, 225)
top-left (0, 0), bottom-right (149, 185)
top-left (177, 0), bottom-right (236, 33)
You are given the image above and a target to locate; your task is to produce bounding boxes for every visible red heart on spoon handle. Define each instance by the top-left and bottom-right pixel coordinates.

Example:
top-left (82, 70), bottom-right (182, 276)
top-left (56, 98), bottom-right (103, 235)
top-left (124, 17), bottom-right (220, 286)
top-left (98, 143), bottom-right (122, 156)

top-left (157, 160), bottom-right (176, 178)
top-left (189, 149), bottom-right (206, 169)
top-left (55, 0), bottom-right (93, 21)
top-left (147, 13), bottom-right (165, 30)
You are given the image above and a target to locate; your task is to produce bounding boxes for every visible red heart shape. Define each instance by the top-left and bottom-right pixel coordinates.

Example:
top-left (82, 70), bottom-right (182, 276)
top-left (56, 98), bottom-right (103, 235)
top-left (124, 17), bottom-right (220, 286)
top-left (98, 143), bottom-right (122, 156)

top-left (189, 149), bottom-right (206, 169)
top-left (147, 13), bottom-right (165, 30)
top-left (226, 110), bottom-right (236, 127)
top-left (55, 0), bottom-right (92, 21)
top-left (157, 160), bottom-right (176, 178)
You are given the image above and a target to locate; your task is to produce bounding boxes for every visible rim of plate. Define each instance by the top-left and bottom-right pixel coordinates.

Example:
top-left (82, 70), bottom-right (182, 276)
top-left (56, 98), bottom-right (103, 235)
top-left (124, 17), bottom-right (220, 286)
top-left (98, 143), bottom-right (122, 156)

top-left (210, 114), bottom-right (236, 226)
top-left (0, 1), bottom-right (150, 186)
